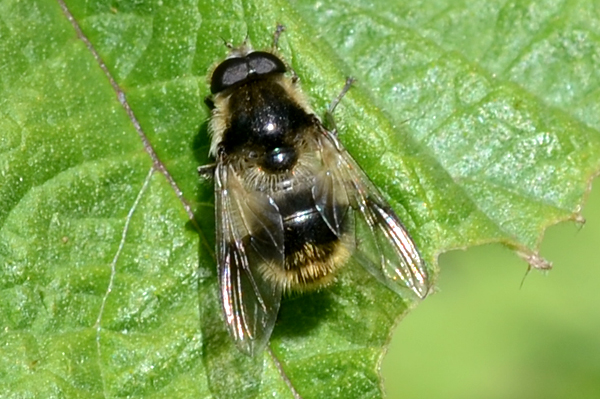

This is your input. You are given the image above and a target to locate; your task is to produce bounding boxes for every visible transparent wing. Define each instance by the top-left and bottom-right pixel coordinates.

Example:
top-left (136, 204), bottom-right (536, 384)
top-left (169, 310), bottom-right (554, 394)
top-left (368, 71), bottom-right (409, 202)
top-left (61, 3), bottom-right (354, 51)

top-left (313, 129), bottom-right (430, 299)
top-left (215, 162), bottom-right (284, 355)
top-left (311, 141), bottom-right (350, 237)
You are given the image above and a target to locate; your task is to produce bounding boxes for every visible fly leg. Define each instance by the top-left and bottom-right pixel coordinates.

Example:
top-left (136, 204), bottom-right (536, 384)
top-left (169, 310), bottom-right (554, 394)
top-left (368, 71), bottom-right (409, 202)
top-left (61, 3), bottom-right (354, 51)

top-left (326, 77), bottom-right (355, 135)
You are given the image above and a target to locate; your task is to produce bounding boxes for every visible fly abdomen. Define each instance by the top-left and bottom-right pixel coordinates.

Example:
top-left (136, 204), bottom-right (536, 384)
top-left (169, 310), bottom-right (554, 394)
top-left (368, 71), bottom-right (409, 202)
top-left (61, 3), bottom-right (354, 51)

top-left (258, 189), bottom-right (350, 292)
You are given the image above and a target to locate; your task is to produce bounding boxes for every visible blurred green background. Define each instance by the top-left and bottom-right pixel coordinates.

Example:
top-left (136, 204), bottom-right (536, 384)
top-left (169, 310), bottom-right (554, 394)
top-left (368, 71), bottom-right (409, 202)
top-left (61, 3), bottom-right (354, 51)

top-left (383, 179), bottom-right (600, 398)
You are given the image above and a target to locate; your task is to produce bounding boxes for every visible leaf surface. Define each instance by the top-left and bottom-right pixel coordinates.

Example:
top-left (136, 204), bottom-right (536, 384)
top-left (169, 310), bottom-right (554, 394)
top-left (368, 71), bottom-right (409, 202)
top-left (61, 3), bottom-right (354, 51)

top-left (1, 0), bottom-right (598, 398)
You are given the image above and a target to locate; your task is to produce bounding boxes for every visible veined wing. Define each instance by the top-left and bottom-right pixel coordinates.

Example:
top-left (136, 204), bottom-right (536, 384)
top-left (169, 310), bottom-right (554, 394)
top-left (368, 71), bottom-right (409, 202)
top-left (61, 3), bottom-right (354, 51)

top-left (313, 129), bottom-right (430, 299)
top-left (215, 162), bottom-right (284, 355)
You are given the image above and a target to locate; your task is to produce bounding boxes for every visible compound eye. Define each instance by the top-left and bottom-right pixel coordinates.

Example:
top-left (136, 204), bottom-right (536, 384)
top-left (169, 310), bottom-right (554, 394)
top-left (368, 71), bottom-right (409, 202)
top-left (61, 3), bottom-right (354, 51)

top-left (210, 58), bottom-right (250, 94)
top-left (246, 52), bottom-right (287, 76)
top-left (210, 52), bottom-right (287, 94)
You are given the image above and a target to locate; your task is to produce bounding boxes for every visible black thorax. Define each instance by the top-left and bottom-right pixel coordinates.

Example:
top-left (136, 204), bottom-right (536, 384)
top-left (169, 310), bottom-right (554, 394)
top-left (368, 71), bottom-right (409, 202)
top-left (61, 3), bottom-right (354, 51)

top-left (221, 79), bottom-right (313, 172)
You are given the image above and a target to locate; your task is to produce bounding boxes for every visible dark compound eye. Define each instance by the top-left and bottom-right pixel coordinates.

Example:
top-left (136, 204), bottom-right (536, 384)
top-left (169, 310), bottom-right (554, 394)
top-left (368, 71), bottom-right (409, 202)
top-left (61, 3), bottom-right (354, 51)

top-left (210, 58), bottom-right (249, 94)
top-left (210, 51), bottom-right (287, 94)
top-left (246, 52), bottom-right (286, 76)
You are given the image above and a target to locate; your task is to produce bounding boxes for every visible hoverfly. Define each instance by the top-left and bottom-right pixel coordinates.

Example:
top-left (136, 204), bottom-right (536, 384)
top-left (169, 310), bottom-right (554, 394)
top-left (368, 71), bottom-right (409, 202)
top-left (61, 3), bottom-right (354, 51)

top-left (199, 26), bottom-right (430, 355)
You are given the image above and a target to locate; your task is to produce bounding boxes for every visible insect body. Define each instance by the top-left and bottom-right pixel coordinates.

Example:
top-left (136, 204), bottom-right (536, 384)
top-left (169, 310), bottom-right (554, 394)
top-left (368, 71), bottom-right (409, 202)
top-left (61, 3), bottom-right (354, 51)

top-left (201, 29), bottom-right (430, 355)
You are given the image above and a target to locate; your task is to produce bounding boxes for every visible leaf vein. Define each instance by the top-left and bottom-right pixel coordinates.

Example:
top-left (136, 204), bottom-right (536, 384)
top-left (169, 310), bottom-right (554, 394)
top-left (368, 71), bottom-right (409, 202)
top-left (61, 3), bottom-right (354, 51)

top-left (94, 166), bottom-right (154, 398)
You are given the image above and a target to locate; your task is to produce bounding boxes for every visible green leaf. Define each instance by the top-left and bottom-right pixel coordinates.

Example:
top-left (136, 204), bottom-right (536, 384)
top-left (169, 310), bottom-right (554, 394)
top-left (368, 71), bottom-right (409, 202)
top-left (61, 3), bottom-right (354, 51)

top-left (1, 1), bottom-right (598, 399)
